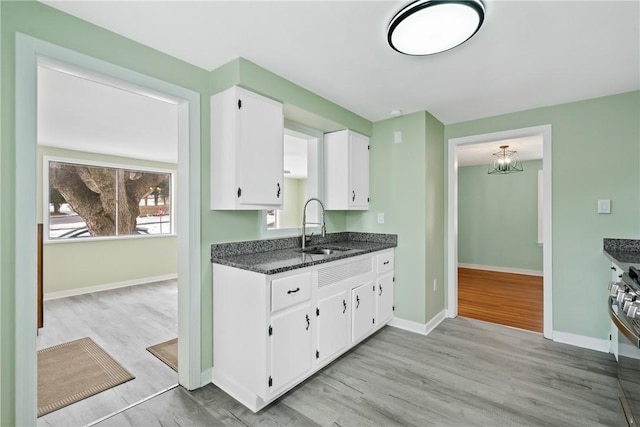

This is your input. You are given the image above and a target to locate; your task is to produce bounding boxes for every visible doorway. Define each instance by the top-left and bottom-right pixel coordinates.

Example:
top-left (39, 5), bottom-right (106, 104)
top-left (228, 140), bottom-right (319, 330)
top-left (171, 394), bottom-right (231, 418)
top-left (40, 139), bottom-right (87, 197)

top-left (35, 59), bottom-right (180, 424)
top-left (15, 33), bottom-right (201, 425)
top-left (447, 125), bottom-right (553, 339)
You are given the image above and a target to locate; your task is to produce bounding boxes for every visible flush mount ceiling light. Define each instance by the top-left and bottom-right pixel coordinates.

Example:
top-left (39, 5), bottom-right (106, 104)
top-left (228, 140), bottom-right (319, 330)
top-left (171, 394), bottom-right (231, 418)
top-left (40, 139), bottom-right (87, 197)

top-left (488, 145), bottom-right (524, 175)
top-left (387, 0), bottom-right (485, 56)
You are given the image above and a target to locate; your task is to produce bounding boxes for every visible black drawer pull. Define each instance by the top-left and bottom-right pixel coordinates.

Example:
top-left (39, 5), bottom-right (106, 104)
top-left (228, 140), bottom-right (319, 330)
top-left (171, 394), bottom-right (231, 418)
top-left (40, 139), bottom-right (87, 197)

top-left (383, 261), bottom-right (390, 265)
top-left (287, 288), bottom-right (300, 294)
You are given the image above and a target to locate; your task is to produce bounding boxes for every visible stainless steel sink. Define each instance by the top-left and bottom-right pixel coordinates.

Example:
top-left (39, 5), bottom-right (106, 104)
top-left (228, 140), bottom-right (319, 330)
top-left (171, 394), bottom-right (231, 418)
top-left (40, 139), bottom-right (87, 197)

top-left (297, 246), bottom-right (352, 255)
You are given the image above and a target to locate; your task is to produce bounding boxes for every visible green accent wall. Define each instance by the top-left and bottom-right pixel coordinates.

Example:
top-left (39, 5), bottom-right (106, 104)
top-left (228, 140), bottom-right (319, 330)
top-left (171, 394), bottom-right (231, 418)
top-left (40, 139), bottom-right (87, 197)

top-left (458, 160), bottom-right (543, 272)
top-left (446, 91), bottom-right (640, 340)
top-left (347, 111), bottom-right (445, 324)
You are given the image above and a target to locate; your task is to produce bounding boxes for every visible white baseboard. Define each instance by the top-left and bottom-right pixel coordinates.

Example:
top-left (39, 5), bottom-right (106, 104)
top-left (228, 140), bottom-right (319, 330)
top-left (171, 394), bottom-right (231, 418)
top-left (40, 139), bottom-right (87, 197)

top-left (389, 309), bottom-right (446, 336)
top-left (200, 367), bottom-right (213, 387)
top-left (552, 330), bottom-right (610, 353)
top-left (458, 263), bottom-right (543, 277)
top-left (43, 274), bottom-right (178, 300)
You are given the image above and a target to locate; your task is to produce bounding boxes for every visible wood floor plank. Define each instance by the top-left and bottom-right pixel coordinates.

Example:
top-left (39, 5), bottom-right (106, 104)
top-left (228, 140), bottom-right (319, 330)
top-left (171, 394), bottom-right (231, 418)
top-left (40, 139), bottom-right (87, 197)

top-left (36, 280), bottom-right (178, 427)
top-left (458, 267), bottom-right (543, 332)
top-left (94, 316), bottom-right (618, 427)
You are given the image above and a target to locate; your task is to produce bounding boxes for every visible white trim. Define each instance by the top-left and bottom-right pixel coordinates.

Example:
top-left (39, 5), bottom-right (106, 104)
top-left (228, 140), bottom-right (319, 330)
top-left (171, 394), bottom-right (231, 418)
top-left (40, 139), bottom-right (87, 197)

top-left (15, 33), bottom-right (201, 425)
top-left (447, 124), bottom-right (553, 340)
top-left (457, 263), bottom-right (543, 277)
top-left (552, 330), bottom-right (610, 353)
top-left (200, 367), bottom-right (213, 386)
top-left (43, 274), bottom-right (178, 301)
top-left (389, 309), bottom-right (447, 336)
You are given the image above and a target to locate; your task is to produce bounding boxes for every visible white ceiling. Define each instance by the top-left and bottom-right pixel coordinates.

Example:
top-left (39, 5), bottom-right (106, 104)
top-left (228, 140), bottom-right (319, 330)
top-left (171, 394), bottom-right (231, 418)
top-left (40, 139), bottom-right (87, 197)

top-left (38, 62), bottom-right (179, 163)
top-left (41, 0), bottom-right (639, 125)
top-left (456, 135), bottom-right (542, 167)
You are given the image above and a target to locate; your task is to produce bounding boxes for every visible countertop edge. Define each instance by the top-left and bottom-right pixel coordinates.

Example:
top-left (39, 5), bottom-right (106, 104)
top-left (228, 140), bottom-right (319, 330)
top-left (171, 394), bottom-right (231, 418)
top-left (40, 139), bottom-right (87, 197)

top-left (212, 242), bottom-right (396, 275)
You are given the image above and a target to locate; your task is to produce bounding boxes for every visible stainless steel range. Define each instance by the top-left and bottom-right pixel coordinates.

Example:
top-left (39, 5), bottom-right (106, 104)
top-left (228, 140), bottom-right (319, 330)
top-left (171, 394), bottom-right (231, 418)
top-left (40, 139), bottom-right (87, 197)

top-left (609, 266), bottom-right (640, 426)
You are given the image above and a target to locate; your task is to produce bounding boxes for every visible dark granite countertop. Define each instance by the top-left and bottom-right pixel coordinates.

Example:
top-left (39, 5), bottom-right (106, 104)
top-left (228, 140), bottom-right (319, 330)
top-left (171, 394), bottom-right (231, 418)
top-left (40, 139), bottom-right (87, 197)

top-left (211, 232), bottom-right (397, 275)
top-left (604, 238), bottom-right (640, 270)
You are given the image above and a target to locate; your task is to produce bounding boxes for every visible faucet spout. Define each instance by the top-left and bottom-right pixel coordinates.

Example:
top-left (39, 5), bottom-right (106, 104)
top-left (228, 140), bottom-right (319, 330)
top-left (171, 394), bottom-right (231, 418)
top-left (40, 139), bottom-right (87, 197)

top-left (302, 198), bottom-right (326, 250)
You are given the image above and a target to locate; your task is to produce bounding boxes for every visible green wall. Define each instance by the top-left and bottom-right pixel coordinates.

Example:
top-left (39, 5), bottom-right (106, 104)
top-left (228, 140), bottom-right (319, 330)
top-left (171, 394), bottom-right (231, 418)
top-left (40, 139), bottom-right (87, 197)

top-left (446, 91), bottom-right (640, 340)
top-left (458, 159), bottom-right (543, 272)
top-left (347, 111), bottom-right (445, 324)
top-left (0, 2), bottom-right (371, 424)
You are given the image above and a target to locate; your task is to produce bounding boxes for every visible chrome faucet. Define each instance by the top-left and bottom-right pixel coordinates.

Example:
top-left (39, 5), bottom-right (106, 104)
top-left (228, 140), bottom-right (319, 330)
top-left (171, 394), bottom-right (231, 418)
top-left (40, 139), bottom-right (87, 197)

top-left (302, 198), bottom-right (326, 250)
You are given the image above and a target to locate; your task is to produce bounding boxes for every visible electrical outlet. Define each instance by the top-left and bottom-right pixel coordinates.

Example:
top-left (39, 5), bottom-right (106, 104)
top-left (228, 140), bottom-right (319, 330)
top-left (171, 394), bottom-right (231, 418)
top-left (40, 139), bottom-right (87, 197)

top-left (433, 279), bottom-right (437, 291)
top-left (377, 213), bottom-right (385, 224)
top-left (598, 199), bottom-right (611, 214)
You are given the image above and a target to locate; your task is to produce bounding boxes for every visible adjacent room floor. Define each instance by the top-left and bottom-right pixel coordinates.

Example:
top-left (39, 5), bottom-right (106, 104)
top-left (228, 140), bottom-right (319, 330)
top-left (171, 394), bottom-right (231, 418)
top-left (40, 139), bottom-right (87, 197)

top-left (95, 318), bottom-right (617, 426)
top-left (458, 267), bottom-right (544, 333)
top-left (36, 280), bottom-right (178, 427)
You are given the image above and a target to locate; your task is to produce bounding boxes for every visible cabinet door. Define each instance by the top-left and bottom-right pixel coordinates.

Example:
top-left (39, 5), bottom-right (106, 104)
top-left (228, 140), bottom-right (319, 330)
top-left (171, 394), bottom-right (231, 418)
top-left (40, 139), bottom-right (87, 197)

top-left (351, 282), bottom-right (374, 343)
top-left (349, 132), bottom-right (369, 209)
top-left (237, 88), bottom-right (284, 207)
top-left (376, 273), bottom-right (394, 326)
top-left (269, 303), bottom-right (312, 393)
top-left (317, 290), bottom-right (349, 365)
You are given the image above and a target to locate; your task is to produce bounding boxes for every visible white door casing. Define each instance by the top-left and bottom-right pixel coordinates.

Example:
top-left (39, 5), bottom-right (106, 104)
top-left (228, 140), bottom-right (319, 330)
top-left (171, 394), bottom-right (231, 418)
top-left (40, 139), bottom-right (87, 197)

top-left (15, 33), bottom-right (202, 426)
top-left (446, 125), bottom-right (553, 339)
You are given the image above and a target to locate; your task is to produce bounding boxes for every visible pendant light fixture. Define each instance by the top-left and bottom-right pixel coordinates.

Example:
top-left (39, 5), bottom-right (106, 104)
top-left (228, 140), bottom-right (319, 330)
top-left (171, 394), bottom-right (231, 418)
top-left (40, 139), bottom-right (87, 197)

top-left (387, 0), bottom-right (485, 56)
top-left (488, 145), bottom-right (524, 175)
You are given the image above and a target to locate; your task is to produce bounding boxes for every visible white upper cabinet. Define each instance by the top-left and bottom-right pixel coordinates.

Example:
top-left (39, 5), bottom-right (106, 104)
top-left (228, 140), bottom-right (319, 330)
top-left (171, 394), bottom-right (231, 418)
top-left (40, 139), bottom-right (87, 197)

top-left (210, 86), bottom-right (284, 210)
top-left (324, 129), bottom-right (370, 210)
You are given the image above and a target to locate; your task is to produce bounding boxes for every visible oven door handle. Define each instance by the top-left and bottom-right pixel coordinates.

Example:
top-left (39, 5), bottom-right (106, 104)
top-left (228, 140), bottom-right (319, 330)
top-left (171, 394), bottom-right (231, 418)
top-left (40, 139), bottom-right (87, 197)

top-left (609, 297), bottom-right (640, 348)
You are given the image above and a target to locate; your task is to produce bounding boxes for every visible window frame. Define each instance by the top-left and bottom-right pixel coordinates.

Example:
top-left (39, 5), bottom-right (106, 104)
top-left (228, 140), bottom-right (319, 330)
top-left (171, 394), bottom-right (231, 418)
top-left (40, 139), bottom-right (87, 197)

top-left (43, 155), bottom-right (176, 243)
top-left (261, 121), bottom-right (324, 238)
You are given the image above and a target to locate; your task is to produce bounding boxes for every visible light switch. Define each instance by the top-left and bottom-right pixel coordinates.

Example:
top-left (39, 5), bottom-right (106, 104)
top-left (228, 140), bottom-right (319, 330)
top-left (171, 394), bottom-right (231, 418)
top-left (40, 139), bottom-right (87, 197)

top-left (598, 199), bottom-right (611, 214)
top-left (394, 131), bottom-right (402, 144)
top-left (377, 213), bottom-right (385, 224)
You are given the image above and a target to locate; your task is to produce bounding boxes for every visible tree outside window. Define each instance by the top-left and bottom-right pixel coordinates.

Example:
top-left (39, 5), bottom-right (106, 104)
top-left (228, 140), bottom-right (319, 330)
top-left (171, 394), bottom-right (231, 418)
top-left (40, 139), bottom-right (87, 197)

top-left (48, 160), bottom-right (173, 239)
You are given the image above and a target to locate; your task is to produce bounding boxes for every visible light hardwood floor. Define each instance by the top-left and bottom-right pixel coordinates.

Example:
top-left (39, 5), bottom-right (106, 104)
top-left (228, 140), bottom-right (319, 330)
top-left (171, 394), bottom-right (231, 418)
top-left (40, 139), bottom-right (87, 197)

top-left (458, 267), bottom-right (544, 333)
top-left (96, 317), bottom-right (618, 427)
top-left (36, 280), bottom-right (178, 427)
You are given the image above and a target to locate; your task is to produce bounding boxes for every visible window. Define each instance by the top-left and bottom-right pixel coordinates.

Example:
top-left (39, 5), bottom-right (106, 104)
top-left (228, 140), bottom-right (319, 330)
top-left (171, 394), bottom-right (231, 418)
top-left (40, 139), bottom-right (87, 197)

top-left (263, 122), bottom-right (323, 235)
top-left (46, 159), bottom-right (174, 240)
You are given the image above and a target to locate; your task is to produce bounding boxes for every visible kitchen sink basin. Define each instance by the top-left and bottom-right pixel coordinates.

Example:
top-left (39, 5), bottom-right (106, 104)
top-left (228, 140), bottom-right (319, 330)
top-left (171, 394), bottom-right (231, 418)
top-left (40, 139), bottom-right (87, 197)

top-left (297, 246), bottom-right (352, 255)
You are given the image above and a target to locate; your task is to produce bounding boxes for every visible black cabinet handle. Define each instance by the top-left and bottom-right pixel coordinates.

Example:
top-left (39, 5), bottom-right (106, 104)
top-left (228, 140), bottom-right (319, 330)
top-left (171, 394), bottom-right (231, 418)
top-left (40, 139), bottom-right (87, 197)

top-left (356, 295), bottom-right (360, 309)
top-left (352, 190), bottom-right (356, 202)
top-left (611, 267), bottom-right (617, 271)
top-left (379, 285), bottom-right (383, 296)
top-left (383, 261), bottom-right (390, 265)
top-left (305, 314), bottom-right (310, 330)
top-left (342, 299), bottom-right (347, 314)
top-left (277, 183), bottom-right (281, 198)
top-left (287, 287), bottom-right (300, 294)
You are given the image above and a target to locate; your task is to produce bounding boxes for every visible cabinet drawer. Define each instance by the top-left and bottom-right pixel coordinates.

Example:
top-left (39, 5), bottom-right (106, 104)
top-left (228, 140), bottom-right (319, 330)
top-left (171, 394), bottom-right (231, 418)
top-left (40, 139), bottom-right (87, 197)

top-left (271, 272), bottom-right (312, 312)
top-left (377, 251), bottom-right (394, 274)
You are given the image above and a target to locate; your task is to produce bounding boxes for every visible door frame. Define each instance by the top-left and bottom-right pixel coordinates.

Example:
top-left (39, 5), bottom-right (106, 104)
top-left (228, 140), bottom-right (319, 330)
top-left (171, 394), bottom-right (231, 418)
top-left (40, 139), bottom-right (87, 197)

top-left (446, 124), bottom-right (553, 339)
top-left (15, 33), bottom-right (202, 425)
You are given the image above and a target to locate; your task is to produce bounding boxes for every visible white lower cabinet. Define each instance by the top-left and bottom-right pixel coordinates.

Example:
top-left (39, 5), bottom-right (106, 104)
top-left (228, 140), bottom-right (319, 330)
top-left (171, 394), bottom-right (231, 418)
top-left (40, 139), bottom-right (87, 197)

top-left (351, 282), bottom-right (375, 343)
top-left (316, 289), bottom-right (349, 365)
top-left (376, 273), bottom-right (394, 325)
top-left (212, 248), bottom-right (394, 412)
top-left (269, 303), bottom-right (312, 393)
